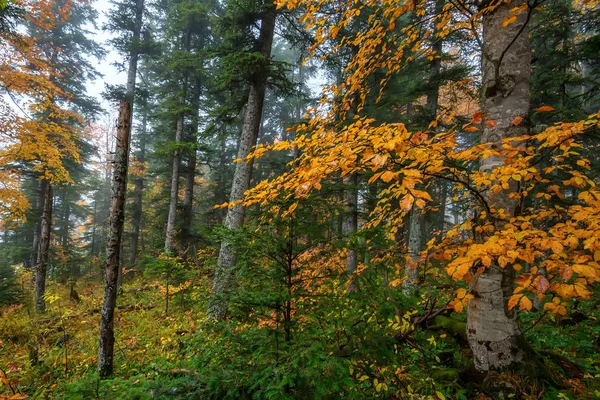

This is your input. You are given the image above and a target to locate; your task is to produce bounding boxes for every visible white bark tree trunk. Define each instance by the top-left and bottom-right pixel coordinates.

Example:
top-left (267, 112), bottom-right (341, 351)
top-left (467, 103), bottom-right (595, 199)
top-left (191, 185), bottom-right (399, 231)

top-left (467, 0), bottom-right (531, 372)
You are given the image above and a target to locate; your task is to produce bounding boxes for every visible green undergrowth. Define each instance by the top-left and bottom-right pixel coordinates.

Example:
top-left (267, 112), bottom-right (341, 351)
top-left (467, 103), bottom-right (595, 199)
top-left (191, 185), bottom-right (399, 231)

top-left (1, 271), bottom-right (599, 399)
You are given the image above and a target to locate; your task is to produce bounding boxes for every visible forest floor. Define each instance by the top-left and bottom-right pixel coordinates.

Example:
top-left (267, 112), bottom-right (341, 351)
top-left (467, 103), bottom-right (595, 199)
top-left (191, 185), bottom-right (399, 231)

top-left (1, 272), bottom-right (600, 399)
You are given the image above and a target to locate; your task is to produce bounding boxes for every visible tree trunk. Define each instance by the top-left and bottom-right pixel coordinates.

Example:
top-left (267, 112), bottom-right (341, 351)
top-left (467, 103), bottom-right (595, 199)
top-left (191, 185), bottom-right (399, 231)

top-left (164, 114), bottom-right (184, 254)
top-left (426, 0), bottom-right (444, 121)
top-left (129, 111), bottom-right (147, 265)
top-left (403, 209), bottom-right (421, 293)
top-left (60, 187), bottom-right (70, 249)
top-left (209, 7), bottom-right (276, 320)
top-left (34, 183), bottom-right (53, 313)
top-left (98, 101), bottom-right (132, 378)
top-left (31, 179), bottom-right (48, 268)
top-left (182, 107), bottom-right (199, 250)
top-left (342, 173), bottom-right (358, 292)
top-left (467, 0), bottom-right (531, 372)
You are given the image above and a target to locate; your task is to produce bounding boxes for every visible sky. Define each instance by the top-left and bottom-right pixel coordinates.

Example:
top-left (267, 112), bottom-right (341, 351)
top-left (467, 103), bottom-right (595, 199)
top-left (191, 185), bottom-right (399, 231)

top-left (86, 0), bottom-right (126, 115)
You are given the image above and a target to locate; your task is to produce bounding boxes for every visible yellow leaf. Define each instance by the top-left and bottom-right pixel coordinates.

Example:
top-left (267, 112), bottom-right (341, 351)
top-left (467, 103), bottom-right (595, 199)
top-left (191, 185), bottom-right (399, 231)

top-left (435, 390), bottom-right (447, 400)
top-left (502, 15), bottom-right (517, 27)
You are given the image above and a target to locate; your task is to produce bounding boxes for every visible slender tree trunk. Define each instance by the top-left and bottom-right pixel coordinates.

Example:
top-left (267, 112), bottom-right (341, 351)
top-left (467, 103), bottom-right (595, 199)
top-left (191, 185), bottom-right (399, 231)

top-left (467, 0), bottom-right (531, 372)
top-left (31, 179), bottom-right (47, 268)
top-left (403, 209), bottom-right (421, 293)
top-left (90, 195), bottom-right (97, 256)
top-left (342, 173), bottom-right (358, 292)
top-left (437, 181), bottom-right (447, 231)
top-left (182, 107), bottom-right (199, 250)
top-left (60, 187), bottom-right (70, 249)
top-left (98, 102), bottom-right (132, 378)
top-left (209, 7), bottom-right (276, 320)
top-left (129, 112), bottom-right (147, 265)
top-left (426, 0), bottom-right (444, 120)
top-left (97, 0), bottom-right (143, 378)
top-left (34, 183), bottom-right (53, 313)
top-left (164, 114), bottom-right (184, 254)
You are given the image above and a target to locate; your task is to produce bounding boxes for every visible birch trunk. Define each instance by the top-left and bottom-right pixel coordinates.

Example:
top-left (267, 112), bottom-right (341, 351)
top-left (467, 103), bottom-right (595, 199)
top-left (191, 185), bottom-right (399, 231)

top-left (209, 7), bottom-right (276, 320)
top-left (34, 183), bottom-right (52, 313)
top-left (467, 0), bottom-right (531, 372)
top-left (98, 101), bottom-right (132, 377)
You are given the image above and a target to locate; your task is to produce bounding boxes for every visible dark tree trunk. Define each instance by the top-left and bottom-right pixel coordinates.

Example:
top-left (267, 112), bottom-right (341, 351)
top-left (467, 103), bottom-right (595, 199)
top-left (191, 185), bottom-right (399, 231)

top-left (209, 7), bottom-right (277, 320)
top-left (34, 183), bottom-right (53, 313)
top-left (98, 101), bottom-right (132, 378)
top-left (31, 179), bottom-right (48, 268)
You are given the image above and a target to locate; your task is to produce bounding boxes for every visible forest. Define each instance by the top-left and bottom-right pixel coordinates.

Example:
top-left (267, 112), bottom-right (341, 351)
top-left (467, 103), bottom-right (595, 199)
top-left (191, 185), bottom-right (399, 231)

top-left (0, 0), bottom-right (599, 398)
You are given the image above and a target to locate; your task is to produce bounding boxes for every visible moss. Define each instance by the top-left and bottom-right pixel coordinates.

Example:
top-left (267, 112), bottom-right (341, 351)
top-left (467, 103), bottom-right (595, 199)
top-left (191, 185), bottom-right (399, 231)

top-left (431, 368), bottom-right (460, 382)
top-left (429, 315), bottom-right (468, 342)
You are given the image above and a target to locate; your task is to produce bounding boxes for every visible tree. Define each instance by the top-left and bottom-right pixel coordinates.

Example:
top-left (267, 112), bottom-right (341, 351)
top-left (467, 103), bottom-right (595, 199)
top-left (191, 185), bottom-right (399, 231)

top-left (240, 0), bottom-right (600, 376)
top-left (208, 2), bottom-right (277, 320)
top-left (98, 0), bottom-right (145, 378)
top-left (465, 0), bottom-right (532, 371)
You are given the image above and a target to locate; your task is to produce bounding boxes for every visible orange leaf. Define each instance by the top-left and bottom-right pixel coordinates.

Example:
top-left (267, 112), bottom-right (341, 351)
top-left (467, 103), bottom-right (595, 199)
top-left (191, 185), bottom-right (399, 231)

top-left (380, 170), bottom-right (395, 183)
top-left (471, 111), bottom-right (483, 124)
top-left (485, 119), bottom-right (497, 129)
top-left (535, 105), bottom-right (556, 112)
top-left (519, 296), bottom-right (532, 311)
top-left (535, 275), bottom-right (550, 293)
top-left (400, 194), bottom-right (414, 212)
top-left (512, 116), bottom-right (523, 125)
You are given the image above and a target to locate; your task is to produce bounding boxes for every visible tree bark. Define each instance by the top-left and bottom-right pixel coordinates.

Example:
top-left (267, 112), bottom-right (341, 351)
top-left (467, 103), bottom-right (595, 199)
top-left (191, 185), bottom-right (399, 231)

top-left (208, 6), bottom-right (277, 320)
top-left (467, 0), bottom-right (531, 372)
top-left (31, 179), bottom-right (48, 268)
top-left (98, 101), bottom-right (132, 378)
top-left (182, 106), bottom-right (200, 250)
top-left (342, 173), bottom-right (358, 292)
top-left (97, 0), bottom-right (143, 377)
top-left (34, 183), bottom-right (53, 313)
top-left (164, 114), bottom-right (184, 254)
top-left (129, 111), bottom-right (147, 265)
top-left (403, 209), bottom-right (421, 293)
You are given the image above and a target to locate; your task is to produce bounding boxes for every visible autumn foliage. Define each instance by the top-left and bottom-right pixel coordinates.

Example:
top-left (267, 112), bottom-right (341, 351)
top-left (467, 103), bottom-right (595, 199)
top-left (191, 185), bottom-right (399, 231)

top-left (0, 0), bottom-right (82, 228)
